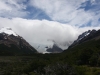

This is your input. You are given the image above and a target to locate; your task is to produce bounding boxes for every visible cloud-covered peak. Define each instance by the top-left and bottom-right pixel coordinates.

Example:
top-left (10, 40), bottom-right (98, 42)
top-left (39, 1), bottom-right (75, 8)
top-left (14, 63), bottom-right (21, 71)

top-left (0, 18), bottom-right (79, 52)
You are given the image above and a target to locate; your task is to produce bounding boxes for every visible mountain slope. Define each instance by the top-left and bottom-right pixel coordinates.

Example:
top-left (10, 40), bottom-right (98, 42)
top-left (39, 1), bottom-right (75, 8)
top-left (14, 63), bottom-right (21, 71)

top-left (68, 29), bottom-right (98, 49)
top-left (62, 29), bottom-right (100, 66)
top-left (46, 44), bottom-right (63, 53)
top-left (0, 29), bottom-right (100, 75)
top-left (0, 27), bottom-right (37, 55)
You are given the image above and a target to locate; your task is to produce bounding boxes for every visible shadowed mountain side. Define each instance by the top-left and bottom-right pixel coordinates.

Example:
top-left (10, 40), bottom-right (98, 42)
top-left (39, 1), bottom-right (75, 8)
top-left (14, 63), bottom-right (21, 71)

top-left (46, 44), bottom-right (63, 53)
top-left (0, 27), bottom-right (37, 55)
top-left (68, 29), bottom-right (100, 49)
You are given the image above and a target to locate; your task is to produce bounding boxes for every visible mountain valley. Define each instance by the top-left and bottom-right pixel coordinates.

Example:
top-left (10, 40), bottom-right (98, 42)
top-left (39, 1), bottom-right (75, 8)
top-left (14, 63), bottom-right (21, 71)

top-left (0, 28), bottom-right (100, 75)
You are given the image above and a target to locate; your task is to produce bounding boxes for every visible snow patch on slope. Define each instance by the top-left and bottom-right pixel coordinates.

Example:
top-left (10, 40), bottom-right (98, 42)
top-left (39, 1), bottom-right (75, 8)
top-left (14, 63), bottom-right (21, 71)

top-left (0, 27), bottom-right (18, 36)
top-left (76, 30), bottom-right (91, 42)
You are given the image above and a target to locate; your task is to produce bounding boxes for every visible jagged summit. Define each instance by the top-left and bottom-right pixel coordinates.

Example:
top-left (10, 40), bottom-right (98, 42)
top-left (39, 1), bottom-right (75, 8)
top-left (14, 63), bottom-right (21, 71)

top-left (0, 27), bottom-right (18, 36)
top-left (68, 29), bottom-right (98, 49)
top-left (76, 30), bottom-right (92, 42)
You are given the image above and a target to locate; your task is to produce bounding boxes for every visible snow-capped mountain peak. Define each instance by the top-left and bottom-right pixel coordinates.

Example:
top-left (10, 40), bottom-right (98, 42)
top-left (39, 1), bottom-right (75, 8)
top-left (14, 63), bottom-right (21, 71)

top-left (0, 27), bottom-right (18, 36)
top-left (68, 29), bottom-right (99, 49)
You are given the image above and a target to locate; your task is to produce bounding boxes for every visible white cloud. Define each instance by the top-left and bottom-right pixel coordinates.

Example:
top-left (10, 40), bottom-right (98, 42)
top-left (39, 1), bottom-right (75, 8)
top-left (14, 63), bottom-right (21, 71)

top-left (29, 0), bottom-right (87, 23)
top-left (0, 0), bottom-right (28, 18)
top-left (0, 17), bottom-right (79, 52)
top-left (30, 0), bottom-right (100, 27)
top-left (0, 1), bottom-right (11, 10)
top-left (0, 17), bottom-right (100, 52)
top-left (0, 0), bottom-right (100, 27)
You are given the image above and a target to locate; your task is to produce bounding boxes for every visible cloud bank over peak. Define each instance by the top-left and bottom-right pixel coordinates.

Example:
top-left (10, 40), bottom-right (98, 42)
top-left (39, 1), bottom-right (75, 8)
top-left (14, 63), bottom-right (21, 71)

top-left (0, 0), bottom-right (100, 52)
top-left (0, 17), bottom-right (100, 52)
top-left (0, 17), bottom-right (80, 52)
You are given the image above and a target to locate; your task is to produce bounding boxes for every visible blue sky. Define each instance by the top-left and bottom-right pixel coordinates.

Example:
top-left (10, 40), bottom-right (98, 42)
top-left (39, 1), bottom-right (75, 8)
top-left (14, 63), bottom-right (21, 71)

top-left (0, 0), bottom-right (100, 27)
top-left (0, 0), bottom-right (100, 52)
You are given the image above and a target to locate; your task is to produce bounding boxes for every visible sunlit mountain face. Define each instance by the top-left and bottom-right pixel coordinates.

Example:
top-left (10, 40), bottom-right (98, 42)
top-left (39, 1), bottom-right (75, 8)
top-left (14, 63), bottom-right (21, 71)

top-left (0, 0), bottom-right (100, 52)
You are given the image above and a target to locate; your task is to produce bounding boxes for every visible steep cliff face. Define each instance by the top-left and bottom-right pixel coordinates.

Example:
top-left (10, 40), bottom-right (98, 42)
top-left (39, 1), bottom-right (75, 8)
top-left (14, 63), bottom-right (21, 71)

top-left (0, 27), bottom-right (37, 55)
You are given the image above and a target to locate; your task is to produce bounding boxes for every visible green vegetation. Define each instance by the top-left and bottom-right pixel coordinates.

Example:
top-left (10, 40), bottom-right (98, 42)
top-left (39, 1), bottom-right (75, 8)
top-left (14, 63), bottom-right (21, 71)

top-left (1, 39), bottom-right (100, 75)
top-left (63, 39), bottom-right (100, 66)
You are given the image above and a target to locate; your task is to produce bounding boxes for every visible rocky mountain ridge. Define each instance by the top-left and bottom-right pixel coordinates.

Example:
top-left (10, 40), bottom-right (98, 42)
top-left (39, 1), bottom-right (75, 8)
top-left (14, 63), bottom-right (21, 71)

top-left (68, 29), bottom-right (100, 49)
top-left (0, 27), bottom-right (37, 55)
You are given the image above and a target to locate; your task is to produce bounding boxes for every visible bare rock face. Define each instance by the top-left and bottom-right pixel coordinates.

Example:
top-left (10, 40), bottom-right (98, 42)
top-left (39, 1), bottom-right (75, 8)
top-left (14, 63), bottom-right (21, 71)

top-left (0, 27), bottom-right (37, 55)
